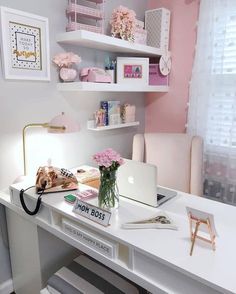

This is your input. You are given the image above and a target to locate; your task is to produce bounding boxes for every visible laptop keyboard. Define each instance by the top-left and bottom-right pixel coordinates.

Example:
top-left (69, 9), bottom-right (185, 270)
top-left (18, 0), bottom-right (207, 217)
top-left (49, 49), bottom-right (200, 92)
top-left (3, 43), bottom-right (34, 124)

top-left (157, 194), bottom-right (165, 201)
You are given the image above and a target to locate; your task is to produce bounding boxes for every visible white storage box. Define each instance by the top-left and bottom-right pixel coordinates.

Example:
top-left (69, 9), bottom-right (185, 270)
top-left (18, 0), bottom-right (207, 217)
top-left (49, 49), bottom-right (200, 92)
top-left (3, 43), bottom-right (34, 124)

top-left (145, 8), bottom-right (170, 50)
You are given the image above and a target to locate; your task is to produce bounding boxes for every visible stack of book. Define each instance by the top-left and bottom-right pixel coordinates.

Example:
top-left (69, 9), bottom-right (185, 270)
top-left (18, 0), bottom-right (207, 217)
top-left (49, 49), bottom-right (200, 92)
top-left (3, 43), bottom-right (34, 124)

top-left (100, 100), bottom-right (121, 126)
top-left (75, 168), bottom-right (100, 189)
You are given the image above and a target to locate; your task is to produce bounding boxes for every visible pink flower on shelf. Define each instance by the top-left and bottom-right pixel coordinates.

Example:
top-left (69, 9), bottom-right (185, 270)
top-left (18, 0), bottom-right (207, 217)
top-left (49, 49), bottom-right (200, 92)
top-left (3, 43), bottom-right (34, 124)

top-left (93, 148), bottom-right (124, 170)
top-left (110, 5), bottom-right (136, 42)
top-left (52, 52), bottom-right (81, 68)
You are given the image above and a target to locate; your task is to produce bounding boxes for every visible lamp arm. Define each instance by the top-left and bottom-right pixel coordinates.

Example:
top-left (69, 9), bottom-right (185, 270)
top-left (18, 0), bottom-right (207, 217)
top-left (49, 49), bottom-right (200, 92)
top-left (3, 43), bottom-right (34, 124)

top-left (22, 123), bottom-right (65, 176)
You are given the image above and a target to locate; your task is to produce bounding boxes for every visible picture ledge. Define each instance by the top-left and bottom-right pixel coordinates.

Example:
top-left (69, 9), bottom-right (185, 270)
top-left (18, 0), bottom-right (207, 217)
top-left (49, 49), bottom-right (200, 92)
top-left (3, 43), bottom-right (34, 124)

top-left (56, 30), bottom-right (167, 57)
top-left (57, 82), bottom-right (169, 93)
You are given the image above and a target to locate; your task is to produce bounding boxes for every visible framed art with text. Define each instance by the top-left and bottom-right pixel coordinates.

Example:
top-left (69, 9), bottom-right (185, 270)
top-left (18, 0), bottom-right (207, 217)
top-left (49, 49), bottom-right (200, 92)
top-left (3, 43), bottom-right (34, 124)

top-left (0, 6), bottom-right (50, 80)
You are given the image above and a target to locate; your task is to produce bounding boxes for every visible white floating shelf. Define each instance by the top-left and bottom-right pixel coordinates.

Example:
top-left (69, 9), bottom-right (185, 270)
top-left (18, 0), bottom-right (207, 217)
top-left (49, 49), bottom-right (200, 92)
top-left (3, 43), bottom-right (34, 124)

top-left (56, 30), bottom-right (165, 57)
top-left (88, 122), bottom-right (140, 131)
top-left (57, 82), bottom-right (169, 93)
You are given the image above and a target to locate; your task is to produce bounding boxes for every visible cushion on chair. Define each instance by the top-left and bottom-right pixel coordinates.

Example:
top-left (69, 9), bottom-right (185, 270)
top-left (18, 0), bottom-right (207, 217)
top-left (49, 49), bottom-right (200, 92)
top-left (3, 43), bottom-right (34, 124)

top-left (144, 133), bottom-right (192, 193)
top-left (132, 133), bottom-right (203, 195)
top-left (132, 134), bottom-right (145, 162)
top-left (46, 255), bottom-right (142, 294)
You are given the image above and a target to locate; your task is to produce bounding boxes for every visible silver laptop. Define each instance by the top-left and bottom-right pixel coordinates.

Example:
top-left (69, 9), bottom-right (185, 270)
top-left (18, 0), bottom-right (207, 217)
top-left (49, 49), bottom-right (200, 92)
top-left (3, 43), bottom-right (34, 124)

top-left (117, 159), bottom-right (177, 207)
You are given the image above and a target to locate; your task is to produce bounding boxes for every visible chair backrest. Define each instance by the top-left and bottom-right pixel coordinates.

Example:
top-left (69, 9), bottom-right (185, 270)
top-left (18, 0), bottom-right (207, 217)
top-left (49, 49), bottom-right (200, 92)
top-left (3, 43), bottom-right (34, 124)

top-left (132, 133), bottom-right (203, 196)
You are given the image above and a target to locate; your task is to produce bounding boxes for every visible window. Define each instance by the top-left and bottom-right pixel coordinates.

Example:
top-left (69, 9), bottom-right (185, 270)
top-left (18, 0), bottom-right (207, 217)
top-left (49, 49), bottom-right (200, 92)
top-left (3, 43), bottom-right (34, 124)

top-left (206, 10), bottom-right (236, 148)
top-left (187, 0), bottom-right (236, 205)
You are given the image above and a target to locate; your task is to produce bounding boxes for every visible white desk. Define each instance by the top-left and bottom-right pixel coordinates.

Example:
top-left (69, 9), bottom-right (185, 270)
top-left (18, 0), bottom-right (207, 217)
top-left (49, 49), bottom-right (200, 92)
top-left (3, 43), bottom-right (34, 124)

top-left (1, 178), bottom-right (236, 294)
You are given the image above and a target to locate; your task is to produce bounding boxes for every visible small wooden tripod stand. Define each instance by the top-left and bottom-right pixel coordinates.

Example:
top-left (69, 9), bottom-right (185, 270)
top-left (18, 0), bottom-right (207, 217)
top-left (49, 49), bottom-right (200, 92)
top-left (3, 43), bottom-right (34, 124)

top-left (188, 212), bottom-right (216, 256)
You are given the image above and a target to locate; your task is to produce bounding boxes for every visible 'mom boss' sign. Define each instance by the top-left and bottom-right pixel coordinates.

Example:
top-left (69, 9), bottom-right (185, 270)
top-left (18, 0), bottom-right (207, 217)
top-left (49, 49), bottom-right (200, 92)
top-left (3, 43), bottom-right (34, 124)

top-left (73, 199), bottom-right (111, 227)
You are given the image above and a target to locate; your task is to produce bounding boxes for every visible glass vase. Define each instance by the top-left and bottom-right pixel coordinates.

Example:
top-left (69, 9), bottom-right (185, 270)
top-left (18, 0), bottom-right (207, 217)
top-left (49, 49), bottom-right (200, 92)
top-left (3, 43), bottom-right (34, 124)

top-left (98, 168), bottom-right (119, 210)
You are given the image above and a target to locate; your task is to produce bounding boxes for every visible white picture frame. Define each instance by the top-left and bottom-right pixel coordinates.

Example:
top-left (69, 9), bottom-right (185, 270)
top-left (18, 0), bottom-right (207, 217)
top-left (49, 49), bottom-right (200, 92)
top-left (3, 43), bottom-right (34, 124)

top-left (116, 57), bottom-right (149, 85)
top-left (186, 207), bottom-right (218, 236)
top-left (0, 6), bottom-right (50, 81)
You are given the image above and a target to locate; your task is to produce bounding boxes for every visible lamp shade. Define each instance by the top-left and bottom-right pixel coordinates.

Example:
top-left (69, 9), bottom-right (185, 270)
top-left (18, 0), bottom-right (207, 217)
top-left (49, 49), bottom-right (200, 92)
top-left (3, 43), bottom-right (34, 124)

top-left (48, 112), bottom-right (80, 133)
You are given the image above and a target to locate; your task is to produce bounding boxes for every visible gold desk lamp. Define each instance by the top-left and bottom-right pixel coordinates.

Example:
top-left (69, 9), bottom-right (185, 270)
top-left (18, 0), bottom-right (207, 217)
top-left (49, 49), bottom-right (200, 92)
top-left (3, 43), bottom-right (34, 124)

top-left (15, 113), bottom-right (80, 216)
top-left (18, 112), bottom-right (80, 180)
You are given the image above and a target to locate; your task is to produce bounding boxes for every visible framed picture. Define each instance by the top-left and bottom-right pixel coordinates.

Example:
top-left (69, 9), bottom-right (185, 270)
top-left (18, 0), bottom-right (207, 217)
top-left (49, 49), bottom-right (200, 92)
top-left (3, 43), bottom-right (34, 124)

top-left (0, 6), bottom-right (50, 80)
top-left (116, 57), bottom-right (149, 85)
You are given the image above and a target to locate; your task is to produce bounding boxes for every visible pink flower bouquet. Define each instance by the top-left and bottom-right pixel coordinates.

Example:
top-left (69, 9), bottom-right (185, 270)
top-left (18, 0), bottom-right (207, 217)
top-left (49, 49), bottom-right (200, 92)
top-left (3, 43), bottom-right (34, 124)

top-left (52, 52), bottom-right (81, 68)
top-left (93, 148), bottom-right (124, 169)
top-left (93, 148), bottom-right (124, 209)
top-left (110, 6), bottom-right (136, 42)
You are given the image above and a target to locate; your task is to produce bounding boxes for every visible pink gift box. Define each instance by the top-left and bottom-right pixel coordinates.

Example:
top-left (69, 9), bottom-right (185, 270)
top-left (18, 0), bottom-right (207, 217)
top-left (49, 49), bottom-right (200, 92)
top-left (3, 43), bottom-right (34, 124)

top-left (149, 64), bottom-right (169, 86)
top-left (121, 104), bottom-right (136, 123)
top-left (134, 28), bottom-right (147, 45)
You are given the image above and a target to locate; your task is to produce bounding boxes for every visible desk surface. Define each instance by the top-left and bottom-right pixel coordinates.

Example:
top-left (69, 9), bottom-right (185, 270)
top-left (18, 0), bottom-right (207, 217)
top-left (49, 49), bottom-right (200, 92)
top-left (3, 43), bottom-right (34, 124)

top-left (2, 177), bottom-right (236, 294)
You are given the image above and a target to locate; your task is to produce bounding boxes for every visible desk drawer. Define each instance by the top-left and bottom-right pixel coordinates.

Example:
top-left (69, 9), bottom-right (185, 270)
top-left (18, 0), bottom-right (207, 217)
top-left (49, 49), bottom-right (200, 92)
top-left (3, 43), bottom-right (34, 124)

top-left (61, 218), bottom-right (118, 259)
top-left (133, 250), bottom-right (221, 294)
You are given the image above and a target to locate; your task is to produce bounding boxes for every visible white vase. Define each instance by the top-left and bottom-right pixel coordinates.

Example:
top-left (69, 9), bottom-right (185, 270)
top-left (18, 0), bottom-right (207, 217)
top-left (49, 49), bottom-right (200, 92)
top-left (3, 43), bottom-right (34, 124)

top-left (59, 67), bottom-right (77, 82)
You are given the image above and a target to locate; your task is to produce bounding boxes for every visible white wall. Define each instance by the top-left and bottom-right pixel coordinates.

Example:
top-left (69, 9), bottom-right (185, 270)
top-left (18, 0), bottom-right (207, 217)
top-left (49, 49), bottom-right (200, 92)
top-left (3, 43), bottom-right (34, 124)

top-left (0, 0), bottom-right (147, 187)
top-left (0, 0), bottom-right (147, 288)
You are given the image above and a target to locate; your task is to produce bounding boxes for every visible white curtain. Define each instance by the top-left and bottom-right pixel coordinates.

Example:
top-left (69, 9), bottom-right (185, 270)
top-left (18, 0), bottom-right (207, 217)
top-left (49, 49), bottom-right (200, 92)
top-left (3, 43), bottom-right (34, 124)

top-left (187, 0), bottom-right (236, 205)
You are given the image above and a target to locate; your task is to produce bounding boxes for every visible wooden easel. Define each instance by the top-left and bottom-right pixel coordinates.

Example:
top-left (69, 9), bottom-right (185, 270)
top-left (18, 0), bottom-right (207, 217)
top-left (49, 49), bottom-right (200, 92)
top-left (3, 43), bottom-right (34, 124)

top-left (188, 213), bottom-right (216, 256)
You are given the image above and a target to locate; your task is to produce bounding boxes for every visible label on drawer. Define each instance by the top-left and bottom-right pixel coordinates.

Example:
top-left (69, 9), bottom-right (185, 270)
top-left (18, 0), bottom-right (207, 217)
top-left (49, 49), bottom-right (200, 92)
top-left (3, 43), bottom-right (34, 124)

top-left (62, 219), bottom-right (117, 259)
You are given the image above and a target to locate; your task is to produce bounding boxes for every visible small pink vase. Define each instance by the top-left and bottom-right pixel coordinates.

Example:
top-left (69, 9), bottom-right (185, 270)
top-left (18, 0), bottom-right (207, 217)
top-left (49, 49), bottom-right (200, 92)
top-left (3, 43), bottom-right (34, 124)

top-left (59, 67), bottom-right (77, 82)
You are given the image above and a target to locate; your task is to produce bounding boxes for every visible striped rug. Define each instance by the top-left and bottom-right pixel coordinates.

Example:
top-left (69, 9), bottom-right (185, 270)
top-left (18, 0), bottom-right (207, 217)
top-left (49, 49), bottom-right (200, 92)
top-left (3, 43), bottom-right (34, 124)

top-left (47, 255), bottom-right (147, 294)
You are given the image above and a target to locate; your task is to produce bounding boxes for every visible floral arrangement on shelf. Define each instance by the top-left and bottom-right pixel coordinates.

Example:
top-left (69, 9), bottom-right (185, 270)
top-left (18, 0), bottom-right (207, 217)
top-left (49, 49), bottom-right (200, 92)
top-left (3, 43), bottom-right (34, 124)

top-left (93, 148), bottom-right (124, 209)
top-left (110, 5), bottom-right (136, 42)
top-left (52, 52), bottom-right (81, 68)
top-left (52, 52), bottom-right (81, 82)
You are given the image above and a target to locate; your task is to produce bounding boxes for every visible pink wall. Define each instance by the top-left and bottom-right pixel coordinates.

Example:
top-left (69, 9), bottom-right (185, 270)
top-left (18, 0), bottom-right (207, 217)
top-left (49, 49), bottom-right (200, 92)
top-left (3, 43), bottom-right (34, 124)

top-left (145, 0), bottom-right (200, 133)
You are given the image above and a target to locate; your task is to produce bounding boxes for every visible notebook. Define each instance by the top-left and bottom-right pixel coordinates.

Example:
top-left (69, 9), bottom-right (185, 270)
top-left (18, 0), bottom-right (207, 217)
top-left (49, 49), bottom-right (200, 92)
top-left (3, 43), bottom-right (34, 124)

top-left (117, 159), bottom-right (177, 207)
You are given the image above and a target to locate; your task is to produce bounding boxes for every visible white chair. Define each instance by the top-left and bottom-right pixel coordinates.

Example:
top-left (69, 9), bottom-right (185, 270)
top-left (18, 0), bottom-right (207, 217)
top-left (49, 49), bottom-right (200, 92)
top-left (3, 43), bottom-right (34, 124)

top-left (132, 133), bottom-right (203, 196)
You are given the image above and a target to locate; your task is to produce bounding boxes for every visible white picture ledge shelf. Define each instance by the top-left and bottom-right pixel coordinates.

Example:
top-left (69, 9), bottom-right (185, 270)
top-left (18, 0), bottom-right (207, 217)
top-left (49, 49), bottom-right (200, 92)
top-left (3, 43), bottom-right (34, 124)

top-left (56, 30), bottom-right (166, 57)
top-left (88, 122), bottom-right (140, 131)
top-left (57, 82), bottom-right (169, 93)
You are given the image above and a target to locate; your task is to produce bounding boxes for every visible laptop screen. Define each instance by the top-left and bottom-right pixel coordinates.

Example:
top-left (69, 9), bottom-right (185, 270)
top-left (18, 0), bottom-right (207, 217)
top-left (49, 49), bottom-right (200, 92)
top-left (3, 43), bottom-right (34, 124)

top-left (117, 159), bottom-right (158, 207)
top-left (117, 159), bottom-right (177, 207)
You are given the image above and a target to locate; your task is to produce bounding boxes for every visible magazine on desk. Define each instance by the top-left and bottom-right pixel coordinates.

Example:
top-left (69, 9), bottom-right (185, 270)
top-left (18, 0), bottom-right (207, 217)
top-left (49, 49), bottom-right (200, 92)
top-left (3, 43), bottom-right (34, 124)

top-left (122, 211), bottom-right (178, 230)
top-left (75, 168), bottom-right (100, 184)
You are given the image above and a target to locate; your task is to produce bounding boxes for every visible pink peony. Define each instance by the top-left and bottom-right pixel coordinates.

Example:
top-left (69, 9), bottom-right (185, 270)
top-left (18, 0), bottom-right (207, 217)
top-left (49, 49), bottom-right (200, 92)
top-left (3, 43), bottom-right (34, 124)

top-left (93, 148), bottom-right (124, 170)
top-left (110, 6), bottom-right (136, 42)
top-left (52, 52), bottom-right (81, 68)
